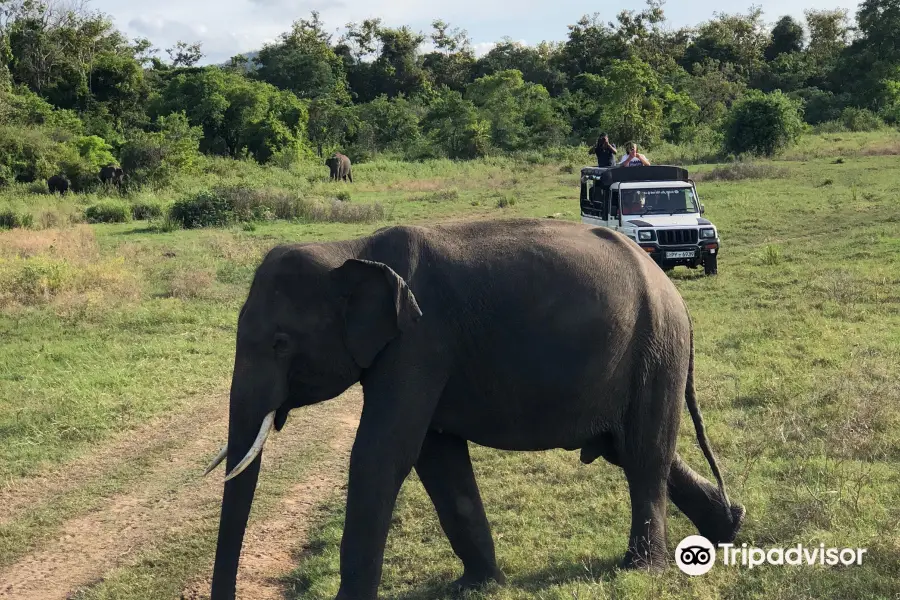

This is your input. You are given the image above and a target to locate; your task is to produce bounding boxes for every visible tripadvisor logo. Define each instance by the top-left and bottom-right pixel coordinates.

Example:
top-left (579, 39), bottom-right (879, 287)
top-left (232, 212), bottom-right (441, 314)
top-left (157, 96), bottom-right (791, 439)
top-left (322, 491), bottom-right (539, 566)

top-left (675, 536), bottom-right (868, 575)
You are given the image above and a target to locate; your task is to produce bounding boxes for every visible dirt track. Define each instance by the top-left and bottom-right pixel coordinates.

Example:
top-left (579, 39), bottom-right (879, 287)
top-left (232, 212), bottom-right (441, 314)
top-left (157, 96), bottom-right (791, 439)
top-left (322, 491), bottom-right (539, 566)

top-left (0, 388), bottom-right (362, 600)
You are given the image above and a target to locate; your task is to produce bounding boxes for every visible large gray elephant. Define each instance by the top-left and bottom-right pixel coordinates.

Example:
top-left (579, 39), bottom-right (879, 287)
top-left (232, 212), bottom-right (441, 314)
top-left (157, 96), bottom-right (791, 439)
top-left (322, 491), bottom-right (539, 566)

top-left (99, 164), bottom-right (125, 187)
top-left (47, 174), bottom-right (70, 194)
top-left (204, 218), bottom-right (745, 600)
top-left (326, 152), bottom-right (352, 182)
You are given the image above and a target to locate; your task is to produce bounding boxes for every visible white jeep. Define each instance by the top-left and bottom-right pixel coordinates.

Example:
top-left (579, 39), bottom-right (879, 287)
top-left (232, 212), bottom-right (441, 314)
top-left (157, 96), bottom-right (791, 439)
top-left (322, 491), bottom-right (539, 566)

top-left (579, 165), bottom-right (720, 276)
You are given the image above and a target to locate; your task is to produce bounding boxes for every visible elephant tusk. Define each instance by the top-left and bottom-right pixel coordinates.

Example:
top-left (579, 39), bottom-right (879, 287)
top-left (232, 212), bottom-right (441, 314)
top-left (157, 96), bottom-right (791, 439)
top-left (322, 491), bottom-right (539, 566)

top-left (203, 444), bottom-right (228, 476)
top-left (223, 411), bottom-right (276, 482)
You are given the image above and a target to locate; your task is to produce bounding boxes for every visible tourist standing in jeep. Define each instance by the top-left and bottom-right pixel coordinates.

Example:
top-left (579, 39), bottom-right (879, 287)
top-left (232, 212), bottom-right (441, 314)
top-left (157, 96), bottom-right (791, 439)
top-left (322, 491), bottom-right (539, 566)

top-left (589, 133), bottom-right (618, 167)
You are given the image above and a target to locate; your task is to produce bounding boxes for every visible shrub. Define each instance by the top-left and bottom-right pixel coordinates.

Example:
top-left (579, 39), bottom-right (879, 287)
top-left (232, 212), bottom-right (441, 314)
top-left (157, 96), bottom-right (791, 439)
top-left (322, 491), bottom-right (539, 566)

top-left (0, 124), bottom-right (63, 184)
top-left (84, 201), bottom-right (131, 224)
top-left (724, 91), bottom-right (805, 157)
top-left (5, 257), bottom-right (71, 303)
top-left (840, 107), bottom-right (884, 132)
top-left (335, 190), bottom-right (351, 202)
top-left (213, 186), bottom-right (304, 221)
top-left (0, 209), bottom-right (33, 229)
top-left (131, 201), bottom-right (165, 220)
top-left (762, 245), bottom-right (781, 266)
top-left (313, 200), bottom-right (384, 223)
top-left (496, 194), bottom-right (516, 208)
top-left (169, 190), bottom-right (234, 228)
top-left (120, 112), bottom-right (202, 187)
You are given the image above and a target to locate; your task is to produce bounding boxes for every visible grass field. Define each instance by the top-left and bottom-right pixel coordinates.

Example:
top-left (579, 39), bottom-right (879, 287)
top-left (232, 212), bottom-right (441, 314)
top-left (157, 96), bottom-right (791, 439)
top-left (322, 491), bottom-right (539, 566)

top-left (1, 130), bottom-right (899, 600)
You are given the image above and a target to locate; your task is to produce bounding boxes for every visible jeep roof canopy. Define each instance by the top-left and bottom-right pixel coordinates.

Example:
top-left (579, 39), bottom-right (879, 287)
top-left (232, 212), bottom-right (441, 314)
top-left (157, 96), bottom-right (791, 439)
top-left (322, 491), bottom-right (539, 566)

top-left (581, 165), bottom-right (690, 186)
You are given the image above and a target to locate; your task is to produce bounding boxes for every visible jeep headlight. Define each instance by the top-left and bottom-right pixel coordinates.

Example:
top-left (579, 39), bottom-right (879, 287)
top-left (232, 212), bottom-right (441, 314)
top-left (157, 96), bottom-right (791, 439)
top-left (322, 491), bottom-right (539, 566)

top-left (700, 228), bottom-right (715, 239)
top-left (638, 230), bottom-right (655, 241)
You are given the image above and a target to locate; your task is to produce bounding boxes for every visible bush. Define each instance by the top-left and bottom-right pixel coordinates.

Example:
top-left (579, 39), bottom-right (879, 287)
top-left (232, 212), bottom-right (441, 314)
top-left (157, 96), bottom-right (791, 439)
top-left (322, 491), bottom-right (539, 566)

top-left (169, 190), bottom-right (233, 228)
top-left (0, 209), bottom-right (33, 229)
top-left (214, 186), bottom-right (305, 221)
top-left (59, 135), bottom-right (117, 192)
top-left (131, 201), bottom-right (165, 220)
top-left (120, 112), bottom-right (202, 187)
top-left (0, 124), bottom-right (63, 184)
top-left (496, 193), bottom-right (516, 208)
top-left (84, 201), bottom-right (131, 224)
top-left (335, 190), bottom-right (351, 202)
top-left (840, 107), bottom-right (884, 132)
top-left (724, 91), bottom-right (805, 157)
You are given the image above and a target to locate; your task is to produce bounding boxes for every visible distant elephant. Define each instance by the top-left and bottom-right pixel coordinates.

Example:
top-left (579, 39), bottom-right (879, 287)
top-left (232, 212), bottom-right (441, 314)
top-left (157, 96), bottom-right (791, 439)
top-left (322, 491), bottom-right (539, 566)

top-left (99, 165), bottom-right (125, 187)
top-left (325, 152), bottom-right (352, 182)
top-left (47, 174), bottom-right (70, 195)
top-left (204, 218), bottom-right (745, 600)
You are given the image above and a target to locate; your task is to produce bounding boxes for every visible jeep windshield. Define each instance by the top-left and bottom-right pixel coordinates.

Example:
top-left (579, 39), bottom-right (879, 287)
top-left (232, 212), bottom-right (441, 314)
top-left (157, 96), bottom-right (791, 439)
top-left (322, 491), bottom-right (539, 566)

top-left (621, 187), bottom-right (699, 216)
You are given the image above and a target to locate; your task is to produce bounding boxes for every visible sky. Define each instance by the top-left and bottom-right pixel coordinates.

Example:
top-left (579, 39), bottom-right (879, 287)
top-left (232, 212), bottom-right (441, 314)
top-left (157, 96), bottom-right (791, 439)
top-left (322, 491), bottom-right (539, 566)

top-left (86, 0), bottom-right (866, 66)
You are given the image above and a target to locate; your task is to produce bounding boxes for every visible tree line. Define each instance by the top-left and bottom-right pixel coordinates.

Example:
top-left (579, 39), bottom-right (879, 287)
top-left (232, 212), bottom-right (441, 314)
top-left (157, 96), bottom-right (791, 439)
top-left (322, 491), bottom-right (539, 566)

top-left (1, 0), bottom-right (899, 189)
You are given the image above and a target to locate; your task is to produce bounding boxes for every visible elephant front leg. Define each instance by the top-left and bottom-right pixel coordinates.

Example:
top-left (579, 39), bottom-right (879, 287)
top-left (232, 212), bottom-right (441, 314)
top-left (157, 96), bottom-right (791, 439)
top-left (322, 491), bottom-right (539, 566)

top-left (415, 430), bottom-right (505, 591)
top-left (335, 423), bottom-right (423, 600)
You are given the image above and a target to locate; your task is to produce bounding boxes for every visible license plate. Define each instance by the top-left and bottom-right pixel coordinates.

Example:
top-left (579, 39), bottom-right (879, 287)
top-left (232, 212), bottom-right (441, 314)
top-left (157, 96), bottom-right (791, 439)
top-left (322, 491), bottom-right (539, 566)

top-left (666, 251), bottom-right (695, 259)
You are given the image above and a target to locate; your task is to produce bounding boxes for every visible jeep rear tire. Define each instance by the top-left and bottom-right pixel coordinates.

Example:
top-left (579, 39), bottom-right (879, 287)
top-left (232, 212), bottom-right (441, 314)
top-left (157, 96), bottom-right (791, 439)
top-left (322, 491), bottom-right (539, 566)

top-left (704, 253), bottom-right (718, 276)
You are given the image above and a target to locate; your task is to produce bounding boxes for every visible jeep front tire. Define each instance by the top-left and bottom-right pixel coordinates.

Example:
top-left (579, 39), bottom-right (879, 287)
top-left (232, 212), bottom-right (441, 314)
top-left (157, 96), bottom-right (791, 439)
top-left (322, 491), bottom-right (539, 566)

top-left (704, 253), bottom-right (718, 276)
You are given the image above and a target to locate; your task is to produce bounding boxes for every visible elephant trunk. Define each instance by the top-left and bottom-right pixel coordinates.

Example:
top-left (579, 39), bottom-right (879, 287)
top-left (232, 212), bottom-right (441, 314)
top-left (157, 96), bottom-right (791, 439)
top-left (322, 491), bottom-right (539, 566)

top-left (210, 362), bottom-right (280, 599)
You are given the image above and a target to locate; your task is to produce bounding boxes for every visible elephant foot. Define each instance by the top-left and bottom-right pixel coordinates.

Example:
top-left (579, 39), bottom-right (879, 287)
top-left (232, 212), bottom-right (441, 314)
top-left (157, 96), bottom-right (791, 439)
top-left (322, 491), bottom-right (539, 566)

top-left (701, 503), bottom-right (746, 545)
top-left (450, 568), bottom-right (506, 594)
top-left (621, 538), bottom-right (668, 572)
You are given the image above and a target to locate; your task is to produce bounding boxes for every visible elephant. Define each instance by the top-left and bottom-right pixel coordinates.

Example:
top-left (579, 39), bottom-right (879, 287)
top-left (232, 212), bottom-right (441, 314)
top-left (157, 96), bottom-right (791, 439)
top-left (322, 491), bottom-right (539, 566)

top-left (204, 218), bottom-right (745, 600)
top-left (47, 174), bottom-right (70, 194)
top-left (326, 152), bottom-right (352, 182)
top-left (99, 164), bottom-right (125, 187)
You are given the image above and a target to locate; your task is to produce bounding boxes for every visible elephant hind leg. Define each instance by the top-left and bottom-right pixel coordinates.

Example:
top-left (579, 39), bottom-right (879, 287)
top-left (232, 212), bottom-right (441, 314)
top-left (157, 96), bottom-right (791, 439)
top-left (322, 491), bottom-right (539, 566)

top-left (668, 453), bottom-right (745, 544)
top-left (616, 382), bottom-right (680, 571)
top-left (415, 430), bottom-right (505, 591)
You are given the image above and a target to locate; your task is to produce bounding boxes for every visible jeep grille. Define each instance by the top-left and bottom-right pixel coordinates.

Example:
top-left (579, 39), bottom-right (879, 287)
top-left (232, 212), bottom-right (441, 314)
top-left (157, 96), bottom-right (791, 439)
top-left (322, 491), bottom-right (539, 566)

top-left (658, 228), bottom-right (699, 245)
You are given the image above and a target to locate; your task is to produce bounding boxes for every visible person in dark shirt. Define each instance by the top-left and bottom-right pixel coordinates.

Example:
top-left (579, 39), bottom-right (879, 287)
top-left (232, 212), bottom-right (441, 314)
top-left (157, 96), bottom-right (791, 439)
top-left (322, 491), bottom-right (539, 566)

top-left (589, 133), bottom-right (617, 167)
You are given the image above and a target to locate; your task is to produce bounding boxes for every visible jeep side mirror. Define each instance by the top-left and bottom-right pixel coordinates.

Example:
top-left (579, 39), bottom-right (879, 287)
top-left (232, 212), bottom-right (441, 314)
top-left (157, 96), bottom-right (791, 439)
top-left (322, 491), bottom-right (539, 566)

top-left (700, 204), bottom-right (705, 214)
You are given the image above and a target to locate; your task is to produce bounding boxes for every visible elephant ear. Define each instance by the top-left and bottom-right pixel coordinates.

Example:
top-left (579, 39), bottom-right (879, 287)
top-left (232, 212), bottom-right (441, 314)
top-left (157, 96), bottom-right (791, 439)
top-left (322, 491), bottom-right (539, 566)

top-left (332, 259), bottom-right (423, 369)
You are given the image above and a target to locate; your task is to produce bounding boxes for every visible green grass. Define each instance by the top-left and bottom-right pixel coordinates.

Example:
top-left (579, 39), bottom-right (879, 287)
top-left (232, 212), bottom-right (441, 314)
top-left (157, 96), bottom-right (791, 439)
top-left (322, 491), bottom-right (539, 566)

top-left (1, 130), bottom-right (899, 598)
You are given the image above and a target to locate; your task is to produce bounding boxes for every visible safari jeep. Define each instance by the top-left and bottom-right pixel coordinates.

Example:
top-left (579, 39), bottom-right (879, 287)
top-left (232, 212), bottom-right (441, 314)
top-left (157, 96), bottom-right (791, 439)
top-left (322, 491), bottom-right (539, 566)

top-left (579, 165), bottom-right (720, 276)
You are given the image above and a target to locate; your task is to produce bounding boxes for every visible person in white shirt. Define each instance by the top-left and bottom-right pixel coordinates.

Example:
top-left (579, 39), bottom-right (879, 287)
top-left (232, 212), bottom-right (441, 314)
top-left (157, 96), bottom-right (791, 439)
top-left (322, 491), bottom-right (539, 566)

top-left (619, 141), bottom-right (651, 167)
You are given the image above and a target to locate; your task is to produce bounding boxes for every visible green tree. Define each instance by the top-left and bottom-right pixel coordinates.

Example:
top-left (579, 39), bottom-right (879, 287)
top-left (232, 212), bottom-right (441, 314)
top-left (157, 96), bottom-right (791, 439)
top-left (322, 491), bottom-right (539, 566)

top-left (724, 90), bottom-right (804, 156)
top-left (166, 40), bottom-right (203, 67)
top-left (151, 67), bottom-right (310, 162)
top-left (352, 94), bottom-right (421, 155)
top-left (555, 14), bottom-right (626, 79)
top-left (420, 88), bottom-right (489, 158)
top-left (766, 16), bottom-right (806, 60)
top-left (120, 111), bottom-right (202, 185)
top-left (476, 39), bottom-right (567, 95)
top-left (466, 69), bottom-right (568, 150)
top-left (681, 8), bottom-right (768, 81)
top-left (254, 12), bottom-right (347, 100)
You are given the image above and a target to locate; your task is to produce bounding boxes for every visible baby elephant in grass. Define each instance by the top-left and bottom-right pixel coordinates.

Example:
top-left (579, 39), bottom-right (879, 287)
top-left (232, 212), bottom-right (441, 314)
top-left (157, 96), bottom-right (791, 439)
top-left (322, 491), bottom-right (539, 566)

top-left (326, 152), bottom-right (352, 182)
top-left (47, 174), bottom-right (70, 194)
top-left (204, 218), bottom-right (746, 600)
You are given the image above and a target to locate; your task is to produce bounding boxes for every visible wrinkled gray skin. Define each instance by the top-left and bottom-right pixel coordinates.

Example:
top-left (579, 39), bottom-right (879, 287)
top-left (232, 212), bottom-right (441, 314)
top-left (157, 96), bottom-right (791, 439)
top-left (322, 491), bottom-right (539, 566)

top-left (209, 218), bottom-right (745, 600)
top-left (99, 165), bottom-right (125, 187)
top-left (326, 152), bottom-right (352, 182)
top-left (47, 174), bottom-right (70, 194)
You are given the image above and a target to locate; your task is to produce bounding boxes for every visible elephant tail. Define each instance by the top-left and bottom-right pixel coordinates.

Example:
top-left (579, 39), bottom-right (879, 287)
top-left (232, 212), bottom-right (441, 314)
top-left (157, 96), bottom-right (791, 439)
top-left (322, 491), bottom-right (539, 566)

top-left (684, 314), bottom-right (732, 512)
